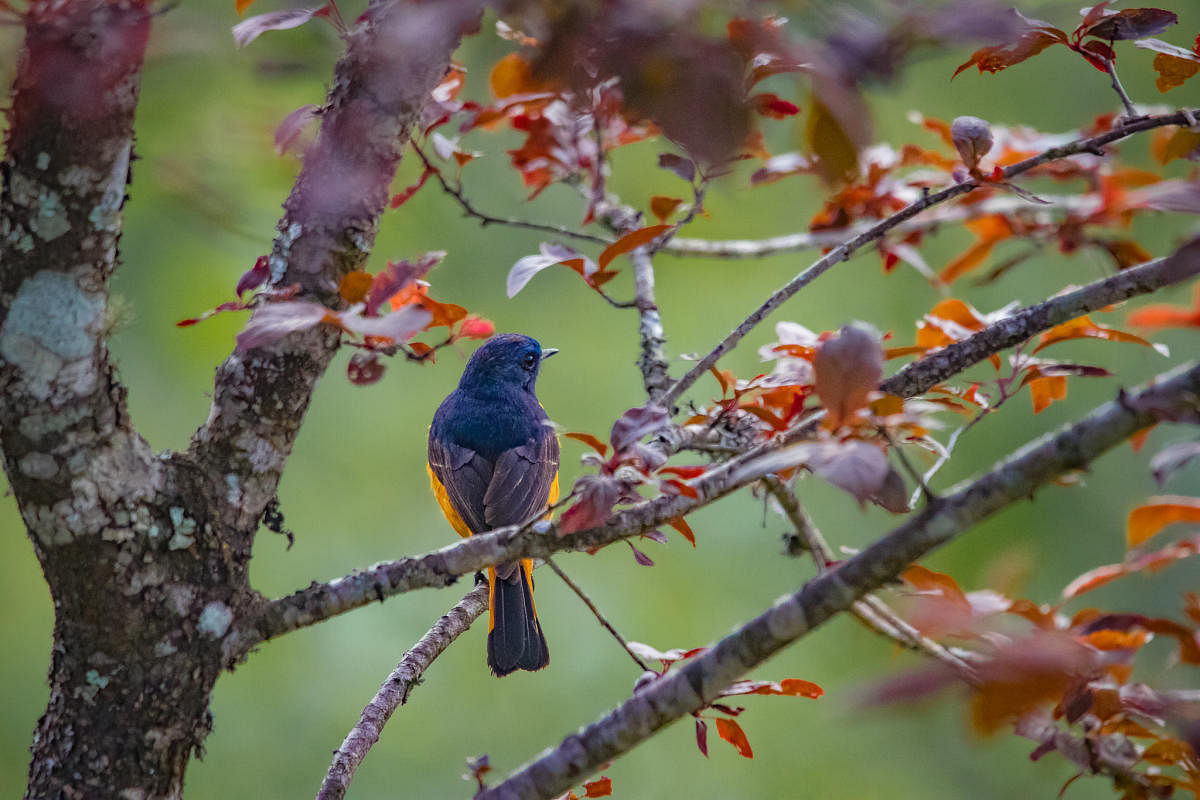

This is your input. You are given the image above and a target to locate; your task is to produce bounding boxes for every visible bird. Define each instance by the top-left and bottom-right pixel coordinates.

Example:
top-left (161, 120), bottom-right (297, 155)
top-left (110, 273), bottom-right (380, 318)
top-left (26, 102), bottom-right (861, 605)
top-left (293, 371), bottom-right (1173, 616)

top-left (427, 334), bottom-right (559, 676)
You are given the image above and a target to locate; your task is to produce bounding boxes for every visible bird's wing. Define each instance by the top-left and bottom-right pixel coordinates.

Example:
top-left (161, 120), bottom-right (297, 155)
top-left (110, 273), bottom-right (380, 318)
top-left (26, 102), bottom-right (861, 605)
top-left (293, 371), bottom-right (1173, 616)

top-left (427, 436), bottom-right (493, 534)
top-left (483, 423), bottom-right (560, 529)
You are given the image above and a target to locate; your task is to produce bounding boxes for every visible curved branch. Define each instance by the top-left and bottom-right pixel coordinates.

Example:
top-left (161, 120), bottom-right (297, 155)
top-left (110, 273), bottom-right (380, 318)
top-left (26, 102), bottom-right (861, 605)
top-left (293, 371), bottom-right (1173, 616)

top-left (660, 108), bottom-right (1198, 409)
top-left (181, 2), bottom-right (481, 538)
top-left (315, 584), bottom-right (489, 800)
top-left (477, 360), bottom-right (1200, 800)
top-left (881, 238), bottom-right (1200, 398)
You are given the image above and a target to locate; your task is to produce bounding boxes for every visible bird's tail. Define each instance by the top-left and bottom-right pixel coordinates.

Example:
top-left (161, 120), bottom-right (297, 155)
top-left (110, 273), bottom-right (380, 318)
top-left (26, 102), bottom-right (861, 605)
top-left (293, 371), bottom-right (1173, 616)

top-left (487, 560), bottom-right (549, 676)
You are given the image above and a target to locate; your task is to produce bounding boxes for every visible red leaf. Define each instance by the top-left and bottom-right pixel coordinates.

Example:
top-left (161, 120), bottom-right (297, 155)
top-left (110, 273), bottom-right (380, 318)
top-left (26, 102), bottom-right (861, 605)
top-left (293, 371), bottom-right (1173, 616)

top-left (457, 315), bottom-right (494, 340)
top-left (668, 517), bottom-right (696, 547)
top-left (347, 351), bottom-right (385, 386)
top-left (390, 167), bottom-right (433, 209)
top-left (715, 718), bottom-right (753, 758)
top-left (813, 325), bottom-right (883, 427)
top-left (564, 432), bottom-right (609, 458)
top-left (751, 93), bottom-right (800, 119)
top-left (366, 253), bottom-right (442, 317)
top-left (659, 466), bottom-right (706, 479)
top-left (953, 22), bottom-right (1066, 78)
top-left (598, 225), bottom-right (672, 269)
top-left (583, 777), bottom-right (612, 798)
top-left (661, 479), bottom-right (698, 499)
top-left (559, 476), bottom-right (621, 535)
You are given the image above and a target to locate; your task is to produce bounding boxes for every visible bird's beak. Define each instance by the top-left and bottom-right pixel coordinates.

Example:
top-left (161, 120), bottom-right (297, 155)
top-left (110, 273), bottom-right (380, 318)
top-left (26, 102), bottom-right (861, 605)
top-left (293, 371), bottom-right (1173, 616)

top-left (541, 348), bottom-right (559, 360)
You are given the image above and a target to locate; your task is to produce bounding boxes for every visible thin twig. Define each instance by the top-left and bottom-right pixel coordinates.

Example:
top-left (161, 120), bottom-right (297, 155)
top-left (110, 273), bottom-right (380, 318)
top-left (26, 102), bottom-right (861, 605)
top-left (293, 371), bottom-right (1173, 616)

top-left (1104, 57), bottom-right (1140, 120)
top-left (545, 556), bottom-right (650, 673)
top-left (411, 140), bottom-right (612, 246)
top-left (660, 109), bottom-right (1198, 409)
top-left (664, 193), bottom-right (1096, 259)
top-left (315, 584), bottom-right (489, 800)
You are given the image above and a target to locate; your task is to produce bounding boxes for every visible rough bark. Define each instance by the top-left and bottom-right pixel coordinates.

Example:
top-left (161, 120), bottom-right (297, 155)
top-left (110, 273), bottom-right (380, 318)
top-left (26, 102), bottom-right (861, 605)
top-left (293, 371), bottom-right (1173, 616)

top-left (0, 2), bottom-right (474, 797)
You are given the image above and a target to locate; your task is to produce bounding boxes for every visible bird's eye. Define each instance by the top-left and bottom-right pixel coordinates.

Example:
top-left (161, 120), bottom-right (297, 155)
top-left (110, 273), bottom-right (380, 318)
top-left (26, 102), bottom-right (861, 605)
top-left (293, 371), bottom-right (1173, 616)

top-left (522, 352), bottom-right (538, 370)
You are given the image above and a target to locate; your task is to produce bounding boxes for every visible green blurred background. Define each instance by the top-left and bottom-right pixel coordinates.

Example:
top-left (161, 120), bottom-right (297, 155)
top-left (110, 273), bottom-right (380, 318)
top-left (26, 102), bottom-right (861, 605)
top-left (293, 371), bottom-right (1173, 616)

top-left (2, 2), bottom-right (1198, 797)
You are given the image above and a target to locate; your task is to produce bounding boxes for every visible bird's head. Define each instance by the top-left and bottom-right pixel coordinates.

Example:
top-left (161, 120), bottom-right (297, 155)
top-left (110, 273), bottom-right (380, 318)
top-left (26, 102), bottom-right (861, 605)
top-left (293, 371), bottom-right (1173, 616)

top-left (458, 333), bottom-right (557, 396)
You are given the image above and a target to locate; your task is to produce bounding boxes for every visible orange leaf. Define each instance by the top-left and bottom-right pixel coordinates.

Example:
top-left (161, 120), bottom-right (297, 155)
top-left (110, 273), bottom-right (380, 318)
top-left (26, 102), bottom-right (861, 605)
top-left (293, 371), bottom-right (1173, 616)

top-left (649, 195), bottom-right (684, 224)
top-left (940, 215), bottom-right (1012, 283)
top-left (1035, 314), bottom-right (1162, 354)
top-left (669, 517), bottom-right (696, 546)
top-left (598, 225), bottom-right (672, 269)
top-left (900, 565), bottom-right (971, 610)
top-left (1062, 564), bottom-right (1127, 599)
top-left (583, 776), bottom-right (613, 798)
top-left (1127, 497), bottom-right (1200, 549)
top-left (1129, 284), bottom-right (1200, 330)
top-left (1079, 629), bottom-right (1148, 651)
top-left (1152, 127), bottom-right (1200, 165)
top-left (779, 678), bottom-right (824, 698)
top-left (714, 718), bottom-right (753, 758)
top-left (1151, 51), bottom-right (1200, 92)
top-left (338, 270), bottom-right (373, 305)
top-left (1028, 375), bottom-right (1067, 414)
top-left (564, 432), bottom-right (608, 457)
top-left (915, 298), bottom-right (989, 349)
top-left (1129, 424), bottom-right (1155, 453)
top-left (235, 0), bottom-right (255, 14)
top-left (490, 53), bottom-right (550, 99)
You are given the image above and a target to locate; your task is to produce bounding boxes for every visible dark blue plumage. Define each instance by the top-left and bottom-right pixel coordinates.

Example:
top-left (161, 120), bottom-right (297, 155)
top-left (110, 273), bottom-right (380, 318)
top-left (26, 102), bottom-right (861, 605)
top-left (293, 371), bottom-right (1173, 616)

top-left (427, 334), bottom-right (559, 676)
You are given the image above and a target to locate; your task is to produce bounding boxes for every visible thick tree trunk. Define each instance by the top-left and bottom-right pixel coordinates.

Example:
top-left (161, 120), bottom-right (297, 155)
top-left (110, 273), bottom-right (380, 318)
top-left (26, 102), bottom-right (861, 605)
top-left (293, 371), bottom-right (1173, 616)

top-left (1, 1), bottom-right (472, 796)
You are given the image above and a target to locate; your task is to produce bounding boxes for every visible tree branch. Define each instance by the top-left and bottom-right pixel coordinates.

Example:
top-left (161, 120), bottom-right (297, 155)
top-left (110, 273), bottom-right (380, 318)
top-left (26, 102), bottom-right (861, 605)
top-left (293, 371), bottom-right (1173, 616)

top-left (477, 360), bottom-right (1200, 800)
top-left (181, 2), bottom-right (481, 540)
top-left (315, 584), bottom-right (489, 800)
top-left (881, 239), bottom-right (1200, 399)
top-left (631, 249), bottom-right (671, 403)
top-left (660, 108), bottom-right (1198, 410)
top-left (664, 193), bottom-right (1097, 260)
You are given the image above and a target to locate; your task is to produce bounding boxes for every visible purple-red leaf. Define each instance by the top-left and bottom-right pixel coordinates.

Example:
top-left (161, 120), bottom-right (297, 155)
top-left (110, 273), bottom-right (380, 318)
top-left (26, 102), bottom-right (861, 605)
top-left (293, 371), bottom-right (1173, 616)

top-left (236, 301), bottom-right (331, 352)
top-left (658, 153), bottom-right (697, 183)
top-left (610, 404), bottom-right (671, 453)
top-left (365, 253), bottom-right (442, 316)
top-left (695, 718), bottom-right (709, 757)
top-left (236, 255), bottom-right (270, 297)
top-left (274, 104), bottom-right (318, 156)
top-left (1082, 8), bottom-right (1177, 41)
top-left (628, 540), bottom-right (655, 566)
top-left (232, 4), bottom-right (336, 48)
